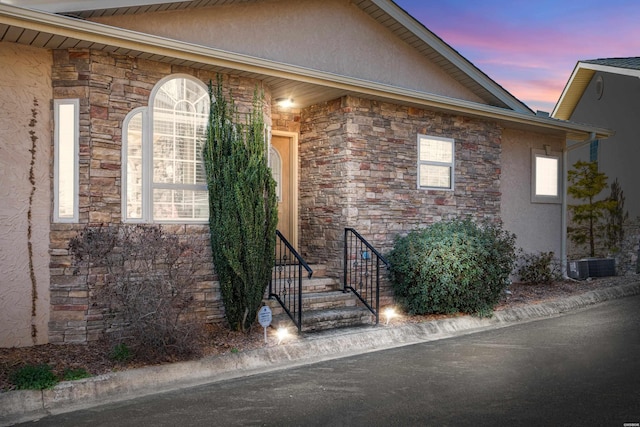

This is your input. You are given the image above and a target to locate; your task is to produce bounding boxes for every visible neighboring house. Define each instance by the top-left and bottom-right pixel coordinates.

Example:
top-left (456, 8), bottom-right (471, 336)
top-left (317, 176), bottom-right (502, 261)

top-left (0, 0), bottom-right (610, 348)
top-left (553, 58), bottom-right (640, 269)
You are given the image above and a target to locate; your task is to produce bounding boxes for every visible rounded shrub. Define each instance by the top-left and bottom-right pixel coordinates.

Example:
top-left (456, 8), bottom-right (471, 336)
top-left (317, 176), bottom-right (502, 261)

top-left (516, 251), bottom-right (562, 285)
top-left (388, 218), bottom-right (516, 316)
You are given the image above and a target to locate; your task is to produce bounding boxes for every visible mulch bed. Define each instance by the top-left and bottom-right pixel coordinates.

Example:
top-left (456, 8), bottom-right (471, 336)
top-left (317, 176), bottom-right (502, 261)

top-left (1, 275), bottom-right (637, 392)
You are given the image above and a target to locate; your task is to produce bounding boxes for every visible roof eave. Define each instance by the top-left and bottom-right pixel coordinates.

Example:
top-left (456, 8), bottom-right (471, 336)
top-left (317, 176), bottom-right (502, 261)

top-left (373, 0), bottom-right (533, 114)
top-left (0, 3), bottom-right (610, 141)
top-left (552, 61), bottom-right (640, 120)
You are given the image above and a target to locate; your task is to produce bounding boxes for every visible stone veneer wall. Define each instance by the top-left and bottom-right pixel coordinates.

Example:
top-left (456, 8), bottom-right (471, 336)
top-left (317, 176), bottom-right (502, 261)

top-left (49, 49), bottom-right (269, 344)
top-left (299, 96), bottom-right (502, 288)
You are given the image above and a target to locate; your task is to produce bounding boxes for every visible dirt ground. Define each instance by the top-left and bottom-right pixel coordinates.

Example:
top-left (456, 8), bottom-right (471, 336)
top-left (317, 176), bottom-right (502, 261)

top-left (1, 275), bottom-right (637, 392)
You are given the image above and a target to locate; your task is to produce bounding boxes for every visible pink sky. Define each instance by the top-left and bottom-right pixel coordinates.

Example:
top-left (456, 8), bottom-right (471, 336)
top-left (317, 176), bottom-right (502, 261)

top-left (394, 0), bottom-right (640, 113)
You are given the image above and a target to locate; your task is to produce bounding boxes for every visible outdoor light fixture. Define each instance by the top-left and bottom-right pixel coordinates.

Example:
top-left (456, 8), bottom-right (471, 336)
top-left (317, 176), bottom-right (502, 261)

top-left (384, 307), bottom-right (397, 325)
top-left (276, 327), bottom-right (289, 344)
top-left (275, 97), bottom-right (294, 108)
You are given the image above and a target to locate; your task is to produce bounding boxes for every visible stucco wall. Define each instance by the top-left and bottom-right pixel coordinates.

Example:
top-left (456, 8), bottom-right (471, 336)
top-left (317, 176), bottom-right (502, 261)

top-left (500, 128), bottom-right (564, 258)
top-left (568, 71), bottom-right (640, 218)
top-left (91, 0), bottom-right (485, 105)
top-left (0, 42), bottom-right (52, 347)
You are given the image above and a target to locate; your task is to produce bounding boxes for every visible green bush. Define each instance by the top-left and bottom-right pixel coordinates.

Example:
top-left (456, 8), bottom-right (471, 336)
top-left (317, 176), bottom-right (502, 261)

top-left (516, 251), bottom-right (562, 285)
top-left (10, 364), bottom-right (59, 390)
top-left (109, 343), bottom-right (133, 363)
top-left (388, 218), bottom-right (516, 316)
top-left (62, 368), bottom-right (91, 381)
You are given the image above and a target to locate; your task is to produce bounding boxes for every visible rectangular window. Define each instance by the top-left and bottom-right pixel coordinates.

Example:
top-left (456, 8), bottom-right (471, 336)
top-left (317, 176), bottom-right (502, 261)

top-left (532, 149), bottom-right (561, 204)
top-left (54, 99), bottom-right (79, 222)
top-left (589, 139), bottom-right (599, 163)
top-left (418, 135), bottom-right (454, 190)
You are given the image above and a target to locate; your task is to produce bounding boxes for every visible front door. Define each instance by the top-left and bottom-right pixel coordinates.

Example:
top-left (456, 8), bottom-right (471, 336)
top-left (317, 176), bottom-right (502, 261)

top-left (270, 133), bottom-right (297, 245)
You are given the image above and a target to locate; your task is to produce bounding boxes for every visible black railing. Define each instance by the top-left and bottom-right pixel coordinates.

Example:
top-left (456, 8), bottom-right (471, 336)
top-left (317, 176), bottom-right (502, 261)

top-left (344, 228), bottom-right (389, 325)
top-left (269, 230), bottom-right (313, 332)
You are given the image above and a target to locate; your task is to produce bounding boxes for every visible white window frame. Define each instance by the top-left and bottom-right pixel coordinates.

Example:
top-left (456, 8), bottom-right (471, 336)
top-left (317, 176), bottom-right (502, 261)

top-left (122, 107), bottom-right (147, 222)
top-left (417, 134), bottom-right (455, 191)
top-left (531, 148), bottom-right (562, 204)
top-left (122, 75), bottom-right (210, 223)
top-left (53, 99), bottom-right (79, 223)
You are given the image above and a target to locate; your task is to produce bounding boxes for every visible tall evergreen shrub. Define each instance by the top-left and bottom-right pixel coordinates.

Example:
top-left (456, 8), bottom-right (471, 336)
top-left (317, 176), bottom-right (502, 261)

top-left (203, 77), bottom-right (278, 332)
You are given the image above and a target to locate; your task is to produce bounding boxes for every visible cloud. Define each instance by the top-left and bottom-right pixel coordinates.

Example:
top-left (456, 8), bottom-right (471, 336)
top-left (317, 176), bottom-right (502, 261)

top-left (396, 0), bottom-right (640, 111)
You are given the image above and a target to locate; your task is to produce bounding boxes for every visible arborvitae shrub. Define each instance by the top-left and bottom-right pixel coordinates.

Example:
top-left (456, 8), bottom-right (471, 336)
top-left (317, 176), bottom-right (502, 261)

top-left (203, 77), bottom-right (278, 332)
top-left (388, 218), bottom-right (516, 316)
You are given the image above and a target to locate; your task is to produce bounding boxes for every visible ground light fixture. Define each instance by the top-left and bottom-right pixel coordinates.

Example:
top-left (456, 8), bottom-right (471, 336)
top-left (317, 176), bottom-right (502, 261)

top-left (276, 327), bottom-right (289, 345)
top-left (384, 307), bottom-right (397, 325)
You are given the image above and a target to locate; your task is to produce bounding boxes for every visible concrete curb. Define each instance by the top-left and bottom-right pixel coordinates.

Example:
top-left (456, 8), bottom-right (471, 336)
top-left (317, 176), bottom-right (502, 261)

top-left (2, 281), bottom-right (639, 426)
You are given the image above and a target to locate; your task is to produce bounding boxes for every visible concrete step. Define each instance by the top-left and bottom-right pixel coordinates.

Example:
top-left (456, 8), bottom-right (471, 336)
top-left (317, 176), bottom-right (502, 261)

top-left (265, 290), bottom-right (356, 315)
top-left (269, 276), bottom-right (340, 295)
top-left (272, 306), bottom-right (374, 332)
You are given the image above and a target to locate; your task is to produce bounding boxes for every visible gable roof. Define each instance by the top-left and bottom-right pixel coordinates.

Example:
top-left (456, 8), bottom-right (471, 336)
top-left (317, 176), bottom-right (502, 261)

top-left (5, 0), bottom-right (530, 113)
top-left (0, 1), bottom-right (612, 140)
top-left (552, 57), bottom-right (640, 120)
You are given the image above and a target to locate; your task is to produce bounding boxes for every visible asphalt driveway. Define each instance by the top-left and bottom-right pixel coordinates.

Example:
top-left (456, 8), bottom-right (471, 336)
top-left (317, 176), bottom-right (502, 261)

top-left (21, 294), bottom-right (640, 426)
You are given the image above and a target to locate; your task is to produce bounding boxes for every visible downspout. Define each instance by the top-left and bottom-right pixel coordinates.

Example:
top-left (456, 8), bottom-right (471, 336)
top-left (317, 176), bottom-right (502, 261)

top-left (562, 132), bottom-right (597, 278)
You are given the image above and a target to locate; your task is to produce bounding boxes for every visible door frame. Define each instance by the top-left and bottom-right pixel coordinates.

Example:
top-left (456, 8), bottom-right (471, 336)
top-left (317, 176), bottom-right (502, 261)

top-left (271, 130), bottom-right (299, 248)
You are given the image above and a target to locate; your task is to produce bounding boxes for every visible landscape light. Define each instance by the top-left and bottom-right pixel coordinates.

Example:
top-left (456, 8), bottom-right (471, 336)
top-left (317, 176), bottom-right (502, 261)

top-left (276, 327), bottom-right (289, 345)
top-left (384, 307), bottom-right (397, 325)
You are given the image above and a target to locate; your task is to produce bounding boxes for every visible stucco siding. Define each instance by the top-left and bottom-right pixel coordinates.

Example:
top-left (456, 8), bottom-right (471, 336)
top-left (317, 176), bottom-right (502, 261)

top-left (0, 42), bottom-right (52, 347)
top-left (91, 0), bottom-right (486, 105)
top-left (500, 128), bottom-right (563, 257)
top-left (568, 71), bottom-right (640, 218)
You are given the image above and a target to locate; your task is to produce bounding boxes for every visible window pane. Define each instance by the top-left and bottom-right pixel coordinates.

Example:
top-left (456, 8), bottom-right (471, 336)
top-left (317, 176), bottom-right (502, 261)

top-left (269, 147), bottom-right (282, 201)
top-left (126, 112), bottom-right (143, 219)
top-left (55, 101), bottom-right (77, 221)
top-left (420, 164), bottom-right (451, 188)
top-left (153, 188), bottom-right (208, 221)
top-left (420, 137), bottom-right (453, 163)
top-left (535, 156), bottom-right (558, 197)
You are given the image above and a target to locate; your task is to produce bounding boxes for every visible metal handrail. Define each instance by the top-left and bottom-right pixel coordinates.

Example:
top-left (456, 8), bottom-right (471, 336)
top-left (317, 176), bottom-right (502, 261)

top-left (344, 228), bottom-right (389, 325)
top-left (269, 230), bottom-right (312, 332)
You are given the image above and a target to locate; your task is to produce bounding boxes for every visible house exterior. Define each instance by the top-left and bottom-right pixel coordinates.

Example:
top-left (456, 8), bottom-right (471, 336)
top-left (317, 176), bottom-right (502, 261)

top-left (0, 0), bottom-right (611, 348)
top-left (553, 58), bottom-right (639, 271)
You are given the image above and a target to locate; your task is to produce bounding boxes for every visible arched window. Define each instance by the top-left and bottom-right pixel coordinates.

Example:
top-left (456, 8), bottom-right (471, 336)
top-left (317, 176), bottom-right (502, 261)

top-left (123, 75), bottom-right (210, 222)
top-left (269, 146), bottom-right (282, 202)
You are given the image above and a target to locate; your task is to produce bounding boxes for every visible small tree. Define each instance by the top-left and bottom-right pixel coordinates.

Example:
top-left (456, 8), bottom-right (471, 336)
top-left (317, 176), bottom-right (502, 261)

top-left (203, 77), bottom-right (278, 332)
top-left (605, 178), bottom-right (629, 254)
top-left (567, 161), bottom-right (616, 257)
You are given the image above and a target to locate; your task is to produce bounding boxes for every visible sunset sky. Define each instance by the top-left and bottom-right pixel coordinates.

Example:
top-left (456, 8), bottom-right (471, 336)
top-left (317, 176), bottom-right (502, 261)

top-left (394, 0), bottom-right (640, 113)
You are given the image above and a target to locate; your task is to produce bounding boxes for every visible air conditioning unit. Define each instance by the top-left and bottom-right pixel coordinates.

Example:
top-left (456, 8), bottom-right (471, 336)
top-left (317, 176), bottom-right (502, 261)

top-left (567, 258), bottom-right (616, 280)
top-left (567, 260), bottom-right (589, 280)
top-left (585, 258), bottom-right (616, 277)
